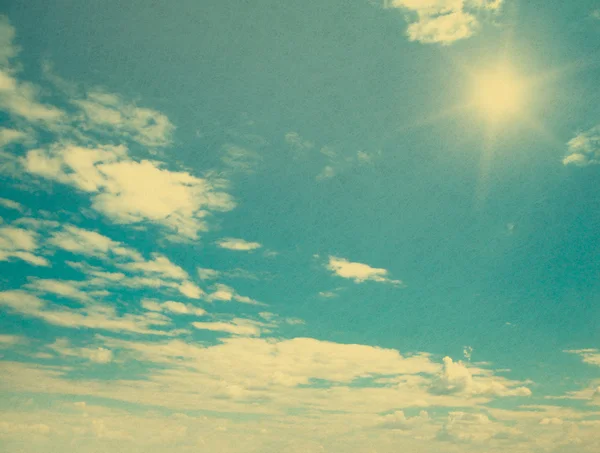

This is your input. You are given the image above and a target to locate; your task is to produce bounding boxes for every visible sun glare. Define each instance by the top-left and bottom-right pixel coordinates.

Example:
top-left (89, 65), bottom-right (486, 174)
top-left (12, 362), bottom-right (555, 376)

top-left (470, 65), bottom-right (527, 121)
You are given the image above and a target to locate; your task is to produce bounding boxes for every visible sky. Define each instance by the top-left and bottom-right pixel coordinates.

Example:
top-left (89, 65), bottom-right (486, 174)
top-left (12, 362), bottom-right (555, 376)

top-left (0, 0), bottom-right (600, 451)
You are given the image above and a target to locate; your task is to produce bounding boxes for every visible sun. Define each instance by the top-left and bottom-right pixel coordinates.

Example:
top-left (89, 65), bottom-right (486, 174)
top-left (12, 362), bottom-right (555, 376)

top-left (469, 65), bottom-right (527, 122)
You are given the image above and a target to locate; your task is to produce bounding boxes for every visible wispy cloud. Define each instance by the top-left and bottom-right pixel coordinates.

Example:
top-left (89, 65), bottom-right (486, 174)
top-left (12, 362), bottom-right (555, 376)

top-left (388, 0), bottom-right (504, 45)
top-left (565, 348), bottom-right (600, 366)
top-left (0, 225), bottom-right (49, 266)
top-left (563, 126), bottom-right (600, 166)
top-left (23, 143), bottom-right (235, 239)
top-left (326, 256), bottom-right (402, 285)
top-left (216, 237), bottom-right (262, 251)
top-left (0, 197), bottom-right (24, 212)
top-left (0, 290), bottom-right (174, 335)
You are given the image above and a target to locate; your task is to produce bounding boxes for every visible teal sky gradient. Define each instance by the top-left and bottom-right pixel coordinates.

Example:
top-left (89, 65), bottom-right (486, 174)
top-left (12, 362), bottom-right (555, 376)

top-left (1, 1), bottom-right (600, 452)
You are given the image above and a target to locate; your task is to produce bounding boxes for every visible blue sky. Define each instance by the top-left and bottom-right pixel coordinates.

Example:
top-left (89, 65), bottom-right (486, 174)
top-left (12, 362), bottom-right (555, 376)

top-left (1, 0), bottom-right (600, 451)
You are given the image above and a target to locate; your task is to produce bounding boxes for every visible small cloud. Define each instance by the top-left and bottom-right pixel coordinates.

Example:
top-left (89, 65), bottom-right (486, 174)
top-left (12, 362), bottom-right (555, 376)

top-left (316, 166), bottom-right (336, 180)
top-left (389, 0), bottom-right (504, 45)
top-left (463, 346), bottom-right (474, 361)
top-left (563, 126), bottom-right (600, 166)
top-left (326, 256), bottom-right (402, 285)
top-left (0, 197), bottom-right (24, 212)
top-left (73, 89), bottom-right (175, 147)
top-left (23, 143), bottom-right (236, 239)
top-left (0, 225), bottom-right (49, 266)
top-left (220, 144), bottom-right (261, 173)
top-left (0, 128), bottom-right (34, 147)
top-left (192, 318), bottom-right (263, 336)
top-left (564, 349), bottom-right (600, 366)
top-left (197, 267), bottom-right (221, 280)
top-left (206, 283), bottom-right (263, 306)
top-left (318, 290), bottom-right (339, 298)
top-left (48, 338), bottom-right (113, 364)
top-left (284, 131), bottom-right (313, 152)
top-left (142, 299), bottom-right (206, 316)
top-left (216, 237), bottom-right (262, 251)
top-left (0, 334), bottom-right (24, 348)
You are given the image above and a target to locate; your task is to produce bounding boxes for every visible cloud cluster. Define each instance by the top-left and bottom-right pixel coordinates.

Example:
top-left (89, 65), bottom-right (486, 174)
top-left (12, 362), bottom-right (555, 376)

top-left (23, 143), bottom-right (235, 239)
top-left (216, 237), bottom-right (262, 251)
top-left (389, 0), bottom-right (504, 45)
top-left (563, 126), bottom-right (600, 166)
top-left (326, 256), bottom-right (402, 285)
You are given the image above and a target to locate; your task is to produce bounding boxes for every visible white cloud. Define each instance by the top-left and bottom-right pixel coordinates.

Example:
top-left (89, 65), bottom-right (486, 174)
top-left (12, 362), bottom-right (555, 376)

top-left (437, 410), bottom-right (520, 443)
top-left (73, 90), bottom-right (175, 148)
top-left (326, 256), bottom-right (401, 285)
top-left (0, 127), bottom-right (32, 147)
top-left (0, 69), bottom-right (65, 122)
top-left (0, 17), bottom-right (64, 122)
top-left (284, 131), bottom-right (314, 152)
top-left (192, 319), bottom-right (263, 336)
top-left (142, 299), bottom-right (206, 316)
top-left (563, 126), bottom-right (600, 166)
top-left (49, 225), bottom-right (142, 261)
top-left (220, 144), bottom-right (262, 173)
top-left (25, 279), bottom-right (93, 303)
top-left (0, 225), bottom-right (49, 266)
top-left (118, 253), bottom-right (188, 280)
top-left (207, 283), bottom-right (262, 305)
top-left (565, 349), bottom-right (600, 366)
top-left (216, 237), bottom-right (262, 251)
top-left (389, 0), bottom-right (504, 45)
top-left (48, 338), bottom-right (113, 364)
top-left (376, 410), bottom-right (430, 430)
top-left (0, 290), bottom-right (174, 335)
top-left (0, 334), bottom-right (23, 347)
top-left (23, 143), bottom-right (235, 239)
top-left (197, 267), bottom-right (221, 280)
top-left (430, 356), bottom-right (531, 397)
top-left (0, 197), bottom-right (24, 212)
top-left (316, 165), bottom-right (336, 180)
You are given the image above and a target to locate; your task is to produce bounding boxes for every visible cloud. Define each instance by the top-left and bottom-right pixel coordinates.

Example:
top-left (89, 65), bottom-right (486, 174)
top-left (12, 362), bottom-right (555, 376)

top-left (326, 256), bottom-right (401, 285)
top-left (0, 197), bottom-right (24, 212)
top-left (0, 17), bottom-right (64, 122)
top-left (48, 338), bottom-right (113, 364)
top-left (142, 299), bottom-right (206, 316)
top-left (0, 290), bottom-right (174, 335)
top-left (216, 237), bottom-right (262, 251)
top-left (376, 410), bottom-right (430, 430)
top-left (0, 225), bottom-right (49, 266)
top-left (437, 411), bottom-right (520, 443)
top-left (316, 165), bottom-right (336, 180)
top-left (565, 349), bottom-right (600, 366)
top-left (0, 334), bottom-right (24, 347)
top-left (197, 267), bottom-right (221, 280)
top-left (389, 0), bottom-right (504, 45)
top-left (192, 319), bottom-right (263, 336)
top-left (24, 143), bottom-right (236, 239)
top-left (284, 131), bottom-right (314, 152)
top-left (0, 127), bottom-right (33, 147)
top-left (73, 90), bottom-right (175, 147)
top-left (118, 253), bottom-right (188, 280)
top-left (563, 126), bottom-right (600, 166)
top-left (0, 70), bottom-right (65, 122)
top-left (49, 225), bottom-right (142, 261)
top-left (430, 356), bottom-right (531, 397)
top-left (220, 144), bottom-right (262, 173)
top-left (25, 278), bottom-right (94, 303)
top-left (206, 283), bottom-right (262, 305)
